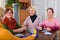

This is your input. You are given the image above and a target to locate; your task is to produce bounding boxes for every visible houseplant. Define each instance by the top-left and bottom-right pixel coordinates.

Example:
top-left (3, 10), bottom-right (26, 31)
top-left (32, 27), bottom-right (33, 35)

top-left (5, 0), bottom-right (21, 8)
top-left (5, 0), bottom-right (13, 8)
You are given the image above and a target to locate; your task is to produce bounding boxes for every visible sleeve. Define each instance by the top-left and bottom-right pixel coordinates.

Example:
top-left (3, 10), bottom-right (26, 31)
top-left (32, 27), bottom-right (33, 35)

top-left (23, 17), bottom-right (28, 26)
top-left (16, 23), bottom-right (22, 28)
top-left (41, 19), bottom-right (46, 28)
top-left (3, 24), bottom-right (13, 33)
top-left (13, 18), bottom-right (22, 28)
top-left (49, 26), bottom-right (59, 32)
top-left (2, 19), bottom-right (6, 24)
top-left (50, 19), bottom-right (59, 32)
top-left (35, 17), bottom-right (42, 30)
top-left (2, 20), bottom-right (8, 29)
top-left (55, 19), bottom-right (59, 26)
top-left (38, 17), bottom-right (42, 26)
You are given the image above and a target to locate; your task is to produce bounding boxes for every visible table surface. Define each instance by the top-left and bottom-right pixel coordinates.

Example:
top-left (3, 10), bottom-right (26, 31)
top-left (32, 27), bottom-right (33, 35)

top-left (35, 31), bottom-right (56, 40)
top-left (21, 30), bottom-right (56, 40)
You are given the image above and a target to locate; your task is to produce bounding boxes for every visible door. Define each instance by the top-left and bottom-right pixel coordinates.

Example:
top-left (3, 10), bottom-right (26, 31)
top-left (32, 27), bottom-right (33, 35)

top-left (19, 0), bottom-right (31, 25)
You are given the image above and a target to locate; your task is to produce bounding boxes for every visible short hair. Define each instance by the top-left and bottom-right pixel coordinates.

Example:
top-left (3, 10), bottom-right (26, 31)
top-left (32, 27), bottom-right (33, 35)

top-left (47, 8), bottom-right (54, 13)
top-left (5, 8), bottom-right (13, 14)
top-left (27, 6), bottom-right (37, 13)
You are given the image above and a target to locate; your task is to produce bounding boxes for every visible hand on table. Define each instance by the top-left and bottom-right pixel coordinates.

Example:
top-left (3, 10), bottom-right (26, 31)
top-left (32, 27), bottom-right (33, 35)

top-left (13, 28), bottom-right (24, 33)
top-left (45, 27), bottom-right (51, 31)
top-left (38, 27), bottom-right (42, 30)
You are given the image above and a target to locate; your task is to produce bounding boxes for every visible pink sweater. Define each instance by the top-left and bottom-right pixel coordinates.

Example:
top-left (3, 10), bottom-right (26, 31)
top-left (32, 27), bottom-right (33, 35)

top-left (41, 18), bottom-right (59, 32)
top-left (23, 16), bottom-right (41, 30)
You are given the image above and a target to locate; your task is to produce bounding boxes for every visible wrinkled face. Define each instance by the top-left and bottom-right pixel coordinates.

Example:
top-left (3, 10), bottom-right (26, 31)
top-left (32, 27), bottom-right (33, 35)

top-left (29, 8), bottom-right (36, 16)
top-left (47, 10), bottom-right (53, 18)
top-left (5, 10), bottom-right (13, 19)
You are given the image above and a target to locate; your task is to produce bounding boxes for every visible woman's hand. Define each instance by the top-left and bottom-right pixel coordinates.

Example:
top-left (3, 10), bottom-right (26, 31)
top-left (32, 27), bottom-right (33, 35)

top-left (38, 27), bottom-right (42, 30)
top-left (45, 27), bottom-right (51, 31)
top-left (13, 28), bottom-right (24, 33)
top-left (21, 25), bottom-right (27, 30)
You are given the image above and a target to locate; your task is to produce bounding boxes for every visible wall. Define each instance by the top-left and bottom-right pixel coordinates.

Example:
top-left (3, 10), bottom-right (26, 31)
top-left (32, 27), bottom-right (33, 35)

top-left (31, 0), bottom-right (60, 22)
top-left (0, 0), bottom-right (6, 10)
top-left (31, 0), bottom-right (45, 22)
top-left (56, 0), bottom-right (60, 23)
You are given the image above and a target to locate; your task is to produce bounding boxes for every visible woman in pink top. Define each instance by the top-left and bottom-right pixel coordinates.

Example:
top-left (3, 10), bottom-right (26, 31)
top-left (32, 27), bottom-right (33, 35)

top-left (41, 8), bottom-right (59, 40)
top-left (22, 6), bottom-right (42, 31)
top-left (41, 8), bottom-right (59, 32)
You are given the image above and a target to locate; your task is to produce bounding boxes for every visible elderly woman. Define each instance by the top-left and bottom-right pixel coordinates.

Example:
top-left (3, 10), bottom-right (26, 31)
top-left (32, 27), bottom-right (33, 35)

top-left (22, 6), bottom-right (42, 33)
top-left (41, 8), bottom-right (59, 40)
top-left (2, 8), bottom-right (25, 33)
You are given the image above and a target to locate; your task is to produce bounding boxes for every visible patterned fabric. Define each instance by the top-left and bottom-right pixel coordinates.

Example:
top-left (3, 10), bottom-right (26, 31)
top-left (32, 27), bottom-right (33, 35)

top-left (2, 17), bottom-right (18, 30)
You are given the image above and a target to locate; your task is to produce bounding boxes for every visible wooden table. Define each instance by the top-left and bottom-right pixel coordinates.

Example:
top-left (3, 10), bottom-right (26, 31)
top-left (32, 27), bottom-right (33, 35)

top-left (35, 31), bottom-right (56, 40)
top-left (20, 30), bottom-right (56, 40)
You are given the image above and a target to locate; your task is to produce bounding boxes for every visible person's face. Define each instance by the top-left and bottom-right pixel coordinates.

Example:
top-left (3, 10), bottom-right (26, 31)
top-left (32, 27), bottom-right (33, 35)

top-left (5, 10), bottom-right (13, 19)
top-left (47, 10), bottom-right (53, 18)
top-left (29, 9), bottom-right (36, 16)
